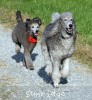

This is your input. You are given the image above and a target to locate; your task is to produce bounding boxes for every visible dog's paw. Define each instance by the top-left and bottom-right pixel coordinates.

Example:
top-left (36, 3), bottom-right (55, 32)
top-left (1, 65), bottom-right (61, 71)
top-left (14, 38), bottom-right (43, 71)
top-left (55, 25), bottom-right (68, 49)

top-left (28, 66), bottom-right (34, 70)
top-left (53, 82), bottom-right (59, 88)
top-left (15, 49), bottom-right (20, 53)
top-left (61, 70), bottom-right (69, 78)
top-left (45, 66), bottom-right (52, 76)
top-left (27, 65), bottom-right (34, 70)
top-left (29, 67), bottom-right (34, 70)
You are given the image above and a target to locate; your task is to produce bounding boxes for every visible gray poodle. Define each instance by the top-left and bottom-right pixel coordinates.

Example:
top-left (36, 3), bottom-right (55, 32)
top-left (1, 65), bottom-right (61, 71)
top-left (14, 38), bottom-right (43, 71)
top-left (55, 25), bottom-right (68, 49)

top-left (41, 12), bottom-right (77, 87)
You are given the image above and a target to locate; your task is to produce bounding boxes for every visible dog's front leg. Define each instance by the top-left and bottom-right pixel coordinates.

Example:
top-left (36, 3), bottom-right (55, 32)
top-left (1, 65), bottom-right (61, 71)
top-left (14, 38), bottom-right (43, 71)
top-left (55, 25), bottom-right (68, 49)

top-left (61, 58), bottom-right (70, 78)
top-left (24, 49), bottom-right (34, 70)
top-left (52, 60), bottom-right (61, 88)
top-left (41, 41), bottom-right (52, 75)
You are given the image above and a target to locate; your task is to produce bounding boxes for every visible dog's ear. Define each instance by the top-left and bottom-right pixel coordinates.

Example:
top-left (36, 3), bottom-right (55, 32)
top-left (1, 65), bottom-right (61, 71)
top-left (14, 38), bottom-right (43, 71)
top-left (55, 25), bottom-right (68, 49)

top-left (32, 17), bottom-right (42, 26)
top-left (51, 12), bottom-right (61, 23)
top-left (26, 18), bottom-right (32, 27)
top-left (26, 18), bottom-right (31, 25)
top-left (26, 18), bottom-right (31, 30)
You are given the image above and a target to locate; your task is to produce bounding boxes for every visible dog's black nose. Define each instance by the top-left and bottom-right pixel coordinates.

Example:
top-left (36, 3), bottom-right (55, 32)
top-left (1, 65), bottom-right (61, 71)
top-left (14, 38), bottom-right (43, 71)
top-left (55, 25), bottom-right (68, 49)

top-left (69, 24), bottom-right (73, 28)
top-left (36, 30), bottom-right (38, 33)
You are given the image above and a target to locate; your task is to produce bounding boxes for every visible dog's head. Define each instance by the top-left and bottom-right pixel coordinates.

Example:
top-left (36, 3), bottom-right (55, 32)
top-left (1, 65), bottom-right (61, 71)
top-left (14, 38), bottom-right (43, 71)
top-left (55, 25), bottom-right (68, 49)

top-left (26, 17), bottom-right (42, 37)
top-left (60, 12), bottom-right (76, 35)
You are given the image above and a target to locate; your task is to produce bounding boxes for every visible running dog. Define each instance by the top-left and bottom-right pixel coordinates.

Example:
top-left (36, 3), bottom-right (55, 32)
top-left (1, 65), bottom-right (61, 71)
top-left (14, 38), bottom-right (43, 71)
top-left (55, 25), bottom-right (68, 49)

top-left (12, 11), bottom-right (42, 70)
top-left (41, 12), bottom-right (76, 87)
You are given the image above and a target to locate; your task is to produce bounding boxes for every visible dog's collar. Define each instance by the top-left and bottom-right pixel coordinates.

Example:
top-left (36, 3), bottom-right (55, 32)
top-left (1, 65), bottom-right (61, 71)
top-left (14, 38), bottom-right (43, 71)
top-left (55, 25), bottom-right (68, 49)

top-left (61, 32), bottom-right (73, 39)
top-left (61, 35), bottom-right (68, 39)
top-left (28, 36), bottom-right (37, 43)
top-left (61, 34), bottom-right (72, 39)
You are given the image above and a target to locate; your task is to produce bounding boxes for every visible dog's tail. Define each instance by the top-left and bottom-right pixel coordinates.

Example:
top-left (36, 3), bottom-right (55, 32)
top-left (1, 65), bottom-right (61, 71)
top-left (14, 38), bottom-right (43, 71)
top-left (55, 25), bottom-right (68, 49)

top-left (16, 11), bottom-right (23, 23)
top-left (51, 12), bottom-right (60, 23)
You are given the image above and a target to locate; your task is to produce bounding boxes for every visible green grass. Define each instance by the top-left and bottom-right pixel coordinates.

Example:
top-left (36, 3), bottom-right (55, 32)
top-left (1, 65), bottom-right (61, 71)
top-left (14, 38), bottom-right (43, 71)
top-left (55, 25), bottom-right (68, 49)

top-left (0, 0), bottom-right (92, 39)
top-left (0, 0), bottom-right (92, 66)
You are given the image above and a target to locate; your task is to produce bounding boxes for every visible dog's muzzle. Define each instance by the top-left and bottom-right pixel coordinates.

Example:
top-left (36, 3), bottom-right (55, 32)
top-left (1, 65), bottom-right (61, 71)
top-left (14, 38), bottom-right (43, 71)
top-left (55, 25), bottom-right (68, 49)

top-left (66, 28), bottom-right (73, 33)
top-left (66, 24), bottom-right (73, 35)
top-left (33, 30), bottom-right (39, 36)
top-left (34, 33), bottom-right (38, 36)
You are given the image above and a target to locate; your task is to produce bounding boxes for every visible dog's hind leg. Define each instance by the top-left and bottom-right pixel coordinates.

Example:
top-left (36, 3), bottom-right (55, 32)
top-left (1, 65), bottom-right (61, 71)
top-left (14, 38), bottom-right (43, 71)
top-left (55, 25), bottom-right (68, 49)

top-left (23, 58), bottom-right (26, 66)
top-left (24, 49), bottom-right (34, 70)
top-left (41, 41), bottom-right (52, 75)
top-left (12, 32), bottom-right (21, 53)
top-left (52, 59), bottom-right (61, 88)
top-left (61, 58), bottom-right (70, 78)
top-left (15, 43), bottom-right (21, 53)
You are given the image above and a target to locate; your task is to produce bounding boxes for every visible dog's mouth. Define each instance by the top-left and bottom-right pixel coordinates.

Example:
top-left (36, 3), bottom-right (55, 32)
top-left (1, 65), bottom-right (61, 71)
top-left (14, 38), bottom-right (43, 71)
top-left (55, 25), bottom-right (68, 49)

top-left (66, 28), bottom-right (73, 33)
top-left (32, 32), bottom-right (38, 37)
top-left (34, 33), bottom-right (38, 36)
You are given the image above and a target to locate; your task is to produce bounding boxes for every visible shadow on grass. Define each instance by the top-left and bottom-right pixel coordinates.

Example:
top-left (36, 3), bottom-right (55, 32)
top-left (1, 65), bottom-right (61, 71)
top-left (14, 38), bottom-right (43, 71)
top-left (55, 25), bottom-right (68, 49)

top-left (12, 52), bottom-right (38, 63)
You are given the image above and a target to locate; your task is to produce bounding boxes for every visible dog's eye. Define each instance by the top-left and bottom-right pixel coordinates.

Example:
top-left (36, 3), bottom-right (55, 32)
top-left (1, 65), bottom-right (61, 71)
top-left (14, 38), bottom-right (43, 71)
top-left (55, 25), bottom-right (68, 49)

top-left (70, 19), bottom-right (73, 21)
top-left (37, 26), bottom-right (39, 28)
top-left (32, 26), bottom-right (34, 28)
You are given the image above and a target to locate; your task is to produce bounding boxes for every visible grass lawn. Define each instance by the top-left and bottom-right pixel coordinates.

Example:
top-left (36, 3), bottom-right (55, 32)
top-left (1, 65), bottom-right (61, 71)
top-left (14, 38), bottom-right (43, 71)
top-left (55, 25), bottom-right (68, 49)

top-left (0, 0), bottom-right (92, 67)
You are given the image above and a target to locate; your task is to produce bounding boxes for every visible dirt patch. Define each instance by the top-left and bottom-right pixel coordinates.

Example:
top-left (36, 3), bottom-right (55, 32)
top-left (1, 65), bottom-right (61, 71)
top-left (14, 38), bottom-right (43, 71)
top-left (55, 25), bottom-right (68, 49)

top-left (0, 60), bottom-right (7, 67)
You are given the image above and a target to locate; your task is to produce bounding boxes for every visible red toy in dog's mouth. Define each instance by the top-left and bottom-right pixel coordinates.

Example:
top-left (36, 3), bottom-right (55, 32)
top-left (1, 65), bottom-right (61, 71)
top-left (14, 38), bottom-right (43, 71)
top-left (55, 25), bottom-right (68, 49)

top-left (28, 36), bottom-right (37, 43)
